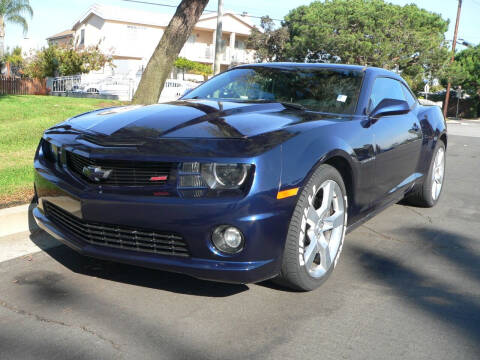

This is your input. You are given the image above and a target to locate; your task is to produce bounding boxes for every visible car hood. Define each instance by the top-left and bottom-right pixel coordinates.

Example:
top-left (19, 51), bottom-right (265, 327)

top-left (59, 100), bottom-right (343, 141)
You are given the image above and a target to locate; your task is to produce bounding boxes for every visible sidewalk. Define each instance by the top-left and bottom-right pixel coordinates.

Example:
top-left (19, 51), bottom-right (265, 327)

top-left (0, 203), bottom-right (37, 238)
top-left (447, 117), bottom-right (480, 122)
top-left (0, 203), bottom-right (58, 262)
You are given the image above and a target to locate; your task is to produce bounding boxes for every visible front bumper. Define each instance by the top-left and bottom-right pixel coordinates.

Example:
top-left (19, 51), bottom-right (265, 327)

top-left (33, 157), bottom-right (295, 284)
top-left (33, 206), bottom-right (279, 283)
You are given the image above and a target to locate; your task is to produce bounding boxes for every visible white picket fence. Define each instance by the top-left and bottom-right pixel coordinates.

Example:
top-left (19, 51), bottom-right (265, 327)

top-left (159, 79), bottom-right (198, 102)
top-left (50, 75), bottom-right (135, 100)
top-left (49, 75), bottom-right (198, 102)
top-left (50, 75), bottom-right (82, 93)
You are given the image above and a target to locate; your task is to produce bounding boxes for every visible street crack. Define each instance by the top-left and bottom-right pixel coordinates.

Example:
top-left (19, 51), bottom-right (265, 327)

top-left (360, 224), bottom-right (403, 243)
top-left (0, 298), bottom-right (123, 355)
top-left (402, 206), bottom-right (434, 224)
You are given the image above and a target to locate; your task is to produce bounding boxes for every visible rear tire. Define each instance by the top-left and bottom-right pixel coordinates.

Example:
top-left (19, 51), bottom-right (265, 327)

top-left (405, 141), bottom-right (446, 207)
top-left (276, 164), bottom-right (347, 291)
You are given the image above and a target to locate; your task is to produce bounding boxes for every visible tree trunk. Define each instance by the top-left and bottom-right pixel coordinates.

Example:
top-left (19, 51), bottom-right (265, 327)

top-left (0, 15), bottom-right (5, 59)
top-left (132, 0), bottom-right (209, 104)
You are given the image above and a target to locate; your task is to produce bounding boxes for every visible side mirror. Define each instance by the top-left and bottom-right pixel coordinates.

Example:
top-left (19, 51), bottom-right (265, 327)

top-left (370, 98), bottom-right (410, 119)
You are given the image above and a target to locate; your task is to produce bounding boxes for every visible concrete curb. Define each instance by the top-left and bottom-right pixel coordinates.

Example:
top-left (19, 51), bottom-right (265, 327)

top-left (0, 203), bottom-right (38, 238)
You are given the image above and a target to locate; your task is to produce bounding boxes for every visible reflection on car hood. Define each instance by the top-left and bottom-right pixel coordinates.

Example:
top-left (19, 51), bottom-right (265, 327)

top-left (58, 99), bottom-right (344, 141)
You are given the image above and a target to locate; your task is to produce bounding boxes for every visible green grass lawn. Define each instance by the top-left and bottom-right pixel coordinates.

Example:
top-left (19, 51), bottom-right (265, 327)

top-left (0, 95), bottom-right (124, 207)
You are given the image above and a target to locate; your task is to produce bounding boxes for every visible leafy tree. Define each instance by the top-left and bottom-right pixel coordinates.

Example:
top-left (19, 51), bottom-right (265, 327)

top-left (191, 61), bottom-right (212, 81)
top-left (246, 16), bottom-right (289, 62)
top-left (24, 45), bottom-right (58, 78)
top-left (281, 0), bottom-right (450, 91)
top-left (174, 57), bottom-right (197, 79)
top-left (2, 45), bottom-right (23, 75)
top-left (24, 44), bottom-right (112, 78)
top-left (0, 0), bottom-right (33, 58)
top-left (57, 46), bottom-right (111, 76)
top-left (174, 57), bottom-right (212, 81)
top-left (132, 0), bottom-right (209, 104)
top-left (443, 44), bottom-right (480, 118)
top-left (447, 45), bottom-right (480, 96)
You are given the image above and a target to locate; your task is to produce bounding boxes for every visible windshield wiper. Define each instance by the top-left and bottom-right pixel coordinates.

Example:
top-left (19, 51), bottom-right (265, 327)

top-left (278, 101), bottom-right (306, 111)
top-left (246, 99), bottom-right (306, 111)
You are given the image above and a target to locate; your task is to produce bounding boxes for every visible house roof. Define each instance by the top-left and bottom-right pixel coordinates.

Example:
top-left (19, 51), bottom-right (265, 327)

top-left (198, 11), bottom-right (255, 29)
top-left (74, 4), bottom-right (172, 28)
top-left (47, 29), bottom-right (74, 40)
top-left (71, 4), bottom-right (255, 32)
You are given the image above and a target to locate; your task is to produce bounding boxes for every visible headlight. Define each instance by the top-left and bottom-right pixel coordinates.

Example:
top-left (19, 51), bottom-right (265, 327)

top-left (50, 143), bottom-right (60, 163)
top-left (201, 163), bottom-right (249, 189)
top-left (41, 140), bottom-right (61, 163)
top-left (178, 162), bottom-right (252, 193)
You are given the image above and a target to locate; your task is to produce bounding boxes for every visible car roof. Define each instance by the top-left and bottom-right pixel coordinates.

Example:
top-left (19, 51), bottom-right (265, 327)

top-left (234, 62), bottom-right (401, 79)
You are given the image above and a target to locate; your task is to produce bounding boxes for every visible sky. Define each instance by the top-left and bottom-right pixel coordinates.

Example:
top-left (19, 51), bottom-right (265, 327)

top-left (4, 0), bottom-right (479, 52)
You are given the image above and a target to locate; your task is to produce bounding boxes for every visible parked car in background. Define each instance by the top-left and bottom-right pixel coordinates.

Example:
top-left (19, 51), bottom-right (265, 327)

top-left (82, 78), bottom-right (133, 98)
top-left (159, 79), bottom-right (199, 103)
top-left (33, 63), bottom-right (446, 291)
top-left (85, 87), bottom-right (100, 94)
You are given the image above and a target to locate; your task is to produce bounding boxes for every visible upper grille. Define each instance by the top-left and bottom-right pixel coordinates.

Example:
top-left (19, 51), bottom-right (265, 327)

top-left (44, 201), bottom-right (190, 257)
top-left (67, 151), bottom-right (175, 186)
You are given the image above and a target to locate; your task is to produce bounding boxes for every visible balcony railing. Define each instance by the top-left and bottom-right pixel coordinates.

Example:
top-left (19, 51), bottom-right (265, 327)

top-left (179, 43), bottom-right (255, 65)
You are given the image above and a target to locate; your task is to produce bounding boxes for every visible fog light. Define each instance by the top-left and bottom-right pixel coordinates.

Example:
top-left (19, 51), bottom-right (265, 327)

top-left (212, 225), bottom-right (244, 254)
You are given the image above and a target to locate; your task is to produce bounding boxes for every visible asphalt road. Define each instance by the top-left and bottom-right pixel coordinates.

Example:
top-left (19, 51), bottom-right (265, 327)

top-left (1, 121), bottom-right (479, 360)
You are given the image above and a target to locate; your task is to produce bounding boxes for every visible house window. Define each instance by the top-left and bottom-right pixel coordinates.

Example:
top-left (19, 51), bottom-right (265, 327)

top-left (235, 39), bottom-right (245, 50)
top-left (187, 34), bottom-right (196, 44)
top-left (80, 29), bottom-right (85, 46)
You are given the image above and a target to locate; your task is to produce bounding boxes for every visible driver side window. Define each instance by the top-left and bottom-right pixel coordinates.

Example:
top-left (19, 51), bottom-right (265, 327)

top-left (369, 77), bottom-right (406, 113)
top-left (211, 73), bottom-right (274, 100)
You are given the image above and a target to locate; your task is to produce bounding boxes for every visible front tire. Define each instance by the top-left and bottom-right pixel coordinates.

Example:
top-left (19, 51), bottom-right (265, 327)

top-left (276, 164), bottom-right (347, 291)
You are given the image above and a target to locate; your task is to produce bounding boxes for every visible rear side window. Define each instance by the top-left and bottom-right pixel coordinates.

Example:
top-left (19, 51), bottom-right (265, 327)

top-left (369, 77), bottom-right (406, 112)
top-left (401, 83), bottom-right (417, 108)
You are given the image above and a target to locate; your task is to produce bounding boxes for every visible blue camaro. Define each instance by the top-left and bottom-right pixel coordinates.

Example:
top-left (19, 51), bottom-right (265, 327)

top-left (33, 63), bottom-right (447, 291)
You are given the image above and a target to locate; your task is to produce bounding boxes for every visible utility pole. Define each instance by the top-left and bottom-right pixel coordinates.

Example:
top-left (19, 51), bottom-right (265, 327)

top-left (213, 0), bottom-right (223, 75)
top-left (443, 0), bottom-right (463, 119)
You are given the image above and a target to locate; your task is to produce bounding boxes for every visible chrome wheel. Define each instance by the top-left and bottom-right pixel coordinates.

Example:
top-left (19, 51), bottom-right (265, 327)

top-left (431, 147), bottom-right (445, 201)
top-left (303, 180), bottom-right (345, 279)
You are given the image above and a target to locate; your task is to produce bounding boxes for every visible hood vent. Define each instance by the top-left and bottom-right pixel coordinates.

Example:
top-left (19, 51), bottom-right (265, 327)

top-left (79, 133), bottom-right (146, 147)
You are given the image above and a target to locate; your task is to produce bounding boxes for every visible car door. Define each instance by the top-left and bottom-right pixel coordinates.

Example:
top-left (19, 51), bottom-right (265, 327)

top-left (370, 77), bottom-right (423, 206)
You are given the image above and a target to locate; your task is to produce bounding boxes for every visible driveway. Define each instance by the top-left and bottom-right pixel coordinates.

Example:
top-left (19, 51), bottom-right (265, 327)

top-left (0, 121), bottom-right (479, 360)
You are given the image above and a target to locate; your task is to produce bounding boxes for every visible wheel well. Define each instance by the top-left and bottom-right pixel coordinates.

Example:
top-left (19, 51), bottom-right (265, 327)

top-left (325, 156), bottom-right (354, 209)
top-left (440, 133), bottom-right (447, 149)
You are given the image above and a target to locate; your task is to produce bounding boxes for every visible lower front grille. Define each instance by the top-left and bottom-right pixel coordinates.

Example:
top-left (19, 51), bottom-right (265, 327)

top-left (44, 202), bottom-right (189, 257)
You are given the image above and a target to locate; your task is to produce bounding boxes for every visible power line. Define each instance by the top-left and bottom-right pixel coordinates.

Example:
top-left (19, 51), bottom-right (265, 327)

top-left (121, 0), bottom-right (193, 10)
top-left (119, 0), bottom-right (283, 21)
top-left (469, 0), bottom-right (480, 7)
top-left (443, 0), bottom-right (463, 119)
top-left (213, 0), bottom-right (223, 74)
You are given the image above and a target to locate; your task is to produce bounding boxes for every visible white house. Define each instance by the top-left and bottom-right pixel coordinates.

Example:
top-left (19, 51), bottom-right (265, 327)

top-left (47, 4), bottom-right (256, 80)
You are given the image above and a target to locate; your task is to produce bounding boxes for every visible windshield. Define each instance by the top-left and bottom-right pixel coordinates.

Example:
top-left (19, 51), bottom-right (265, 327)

top-left (183, 67), bottom-right (364, 114)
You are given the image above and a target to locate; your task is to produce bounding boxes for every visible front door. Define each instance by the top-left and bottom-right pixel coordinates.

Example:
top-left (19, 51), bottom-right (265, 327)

top-left (370, 77), bottom-right (423, 206)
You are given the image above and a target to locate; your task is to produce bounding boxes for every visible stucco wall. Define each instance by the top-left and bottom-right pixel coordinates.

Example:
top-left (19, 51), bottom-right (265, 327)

top-left (71, 10), bottom-right (255, 76)
top-left (100, 21), bottom-right (163, 59)
top-left (192, 30), bottom-right (214, 45)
